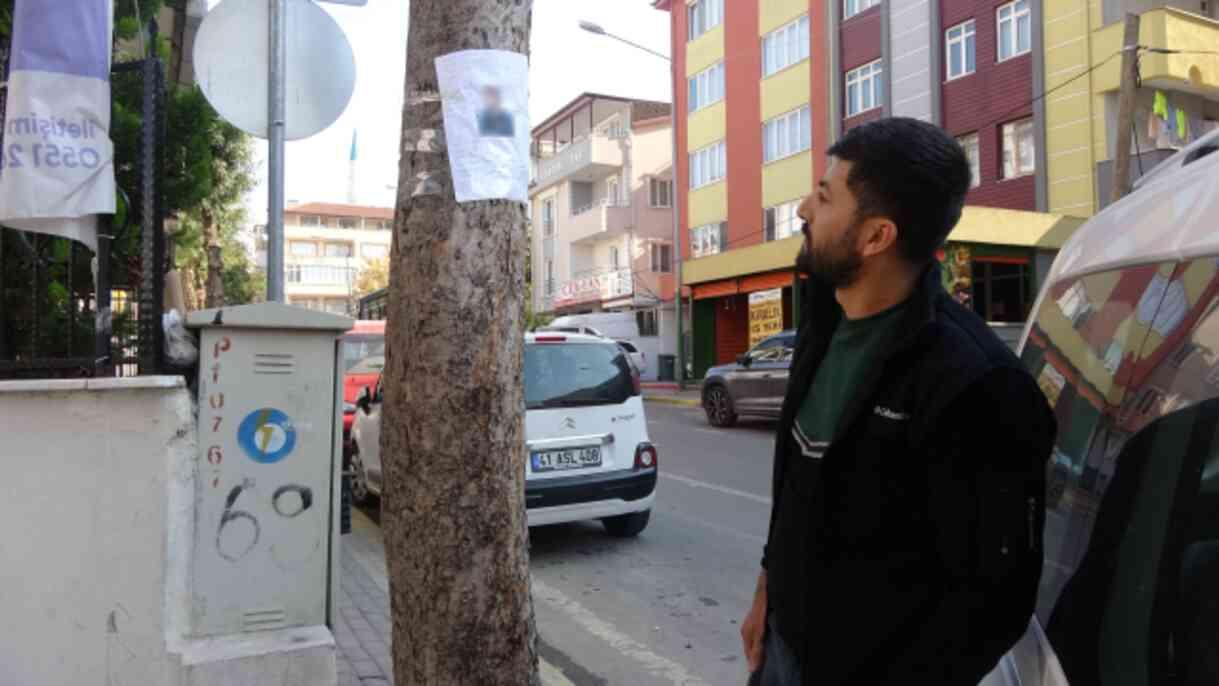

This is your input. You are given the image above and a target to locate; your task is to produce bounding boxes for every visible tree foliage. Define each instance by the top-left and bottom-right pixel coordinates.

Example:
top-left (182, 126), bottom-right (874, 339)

top-left (353, 258), bottom-right (390, 300)
top-left (0, 0), bottom-right (260, 312)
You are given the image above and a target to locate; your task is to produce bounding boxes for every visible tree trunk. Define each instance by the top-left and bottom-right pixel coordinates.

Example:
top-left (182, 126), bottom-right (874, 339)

top-left (382, 3), bottom-right (537, 686)
top-left (202, 208), bottom-right (224, 308)
top-left (178, 264), bottom-right (201, 312)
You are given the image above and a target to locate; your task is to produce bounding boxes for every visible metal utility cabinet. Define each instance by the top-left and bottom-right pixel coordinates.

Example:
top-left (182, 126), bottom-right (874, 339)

top-left (183, 303), bottom-right (352, 685)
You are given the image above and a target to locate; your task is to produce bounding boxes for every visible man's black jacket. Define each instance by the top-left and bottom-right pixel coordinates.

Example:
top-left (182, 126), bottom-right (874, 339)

top-left (762, 265), bottom-right (1056, 685)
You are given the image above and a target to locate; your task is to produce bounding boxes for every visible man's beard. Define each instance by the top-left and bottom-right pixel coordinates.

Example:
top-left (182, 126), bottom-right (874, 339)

top-left (795, 220), bottom-right (863, 288)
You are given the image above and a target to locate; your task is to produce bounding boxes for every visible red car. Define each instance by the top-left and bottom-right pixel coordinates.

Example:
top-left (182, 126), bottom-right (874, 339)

top-left (341, 320), bottom-right (385, 441)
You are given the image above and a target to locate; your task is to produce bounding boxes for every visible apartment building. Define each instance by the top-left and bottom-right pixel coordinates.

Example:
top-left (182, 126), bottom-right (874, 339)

top-left (529, 93), bottom-right (677, 372)
top-left (255, 202), bottom-right (394, 314)
top-left (1042, 1), bottom-right (1218, 216)
top-left (654, 0), bottom-right (1087, 379)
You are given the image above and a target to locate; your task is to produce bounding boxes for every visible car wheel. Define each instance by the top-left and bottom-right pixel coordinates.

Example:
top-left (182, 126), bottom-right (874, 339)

top-left (348, 446), bottom-right (370, 506)
top-left (703, 385), bottom-right (738, 428)
top-left (602, 509), bottom-right (650, 538)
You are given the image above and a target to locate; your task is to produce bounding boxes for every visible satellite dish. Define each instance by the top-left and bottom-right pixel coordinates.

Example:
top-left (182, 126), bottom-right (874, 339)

top-left (194, 0), bottom-right (356, 140)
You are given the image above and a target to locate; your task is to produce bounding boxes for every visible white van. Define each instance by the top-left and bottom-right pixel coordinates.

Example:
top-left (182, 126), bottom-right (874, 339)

top-left (349, 332), bottom-right (657, 537)
top-left (544, 312), bottom-right (660, 380)
top-left (979, 131), bottom-right (1219, 685)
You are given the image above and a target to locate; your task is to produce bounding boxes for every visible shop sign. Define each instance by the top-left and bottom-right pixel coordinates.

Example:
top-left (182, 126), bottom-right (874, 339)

top-left (748, 288), bottom-right (783, 348)
top-left (553, 274), bottom-right (602, 308)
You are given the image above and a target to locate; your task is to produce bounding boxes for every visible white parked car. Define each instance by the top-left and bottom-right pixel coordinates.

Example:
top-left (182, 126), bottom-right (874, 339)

top-left (349, 332), bottom-right (657, 537)
top-left (979, 131), bottom-right (1219, 685)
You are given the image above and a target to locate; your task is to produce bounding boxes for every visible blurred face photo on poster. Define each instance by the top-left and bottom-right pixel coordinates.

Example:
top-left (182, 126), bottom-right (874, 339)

top-left (477, 85), bottom-right (515, 138)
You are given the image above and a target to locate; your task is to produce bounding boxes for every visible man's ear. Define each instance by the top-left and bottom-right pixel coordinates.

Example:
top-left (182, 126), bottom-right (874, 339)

top-left (858, 217), bottom-right (898, 258)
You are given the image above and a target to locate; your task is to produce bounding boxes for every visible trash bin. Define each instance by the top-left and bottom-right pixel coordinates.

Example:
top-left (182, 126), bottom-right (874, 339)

top-left (658, 354), bottom-right (676, 382)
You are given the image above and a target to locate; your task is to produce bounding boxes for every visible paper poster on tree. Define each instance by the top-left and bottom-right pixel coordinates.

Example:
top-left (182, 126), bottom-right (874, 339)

top-left (749, 289), bottom-right (783, 349)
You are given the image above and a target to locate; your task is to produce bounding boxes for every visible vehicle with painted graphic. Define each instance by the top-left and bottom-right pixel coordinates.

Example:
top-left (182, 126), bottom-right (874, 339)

top-left (348, 332), bottom-right (657, 537)
top-left (978, 130), bottom-right (1219, 685)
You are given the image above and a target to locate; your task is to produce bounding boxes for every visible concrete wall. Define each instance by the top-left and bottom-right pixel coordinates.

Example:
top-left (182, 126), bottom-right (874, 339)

top-left (0, 377), bottom-right (194, 686)
top-left (1102, 0), bottom-right (1216, 24)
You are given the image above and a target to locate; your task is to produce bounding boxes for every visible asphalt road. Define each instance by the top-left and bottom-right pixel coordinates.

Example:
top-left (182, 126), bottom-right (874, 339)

top-left (528, 403), bottom-right (777, 685)
top-left (360, 402), bottom-right (778, 685)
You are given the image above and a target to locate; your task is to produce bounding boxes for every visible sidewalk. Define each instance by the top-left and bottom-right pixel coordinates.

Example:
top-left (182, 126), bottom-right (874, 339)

top-left (641, 382), bottom-right (702, 408)
top-left (337, 509), bottom-right (574, 686)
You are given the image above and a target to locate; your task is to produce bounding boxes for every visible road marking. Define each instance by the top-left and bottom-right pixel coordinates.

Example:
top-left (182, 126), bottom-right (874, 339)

top-left (661, 507), bottom-right (767, 545)
top-left (532, 578), bottom-right (710, 686)
top-left (661, 472), bottom-right (771, 506)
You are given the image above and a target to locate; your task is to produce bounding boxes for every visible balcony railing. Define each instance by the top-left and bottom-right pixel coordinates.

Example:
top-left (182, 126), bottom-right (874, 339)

top-left (532, 134), bottom-right (625, 189)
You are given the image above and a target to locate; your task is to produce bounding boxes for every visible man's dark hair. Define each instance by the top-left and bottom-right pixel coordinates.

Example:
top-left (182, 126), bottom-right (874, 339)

top-left (826, 117), bottom-right (971, 265)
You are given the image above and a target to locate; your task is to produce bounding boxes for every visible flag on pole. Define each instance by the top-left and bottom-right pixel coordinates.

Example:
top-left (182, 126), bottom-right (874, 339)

top-left (0, 0), bottom-right (116, 253)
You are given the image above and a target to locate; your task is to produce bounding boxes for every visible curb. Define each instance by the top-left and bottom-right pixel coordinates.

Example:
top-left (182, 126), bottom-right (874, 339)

top-left (644, 395), bottom-right (702, 408)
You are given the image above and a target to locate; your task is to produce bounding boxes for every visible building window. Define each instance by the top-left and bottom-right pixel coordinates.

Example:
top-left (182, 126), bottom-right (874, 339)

top-left (541, 198), bottom-right (555, 236)
top-left (1002, 118), bottom-right (1036, 179)
top-left (845, 60), bottom-right (883, 118)
top-left (691, 222), bottom-right (725, 258)
top-left (290, 241), bottom-right (318, 257)
top-left (945, 19), bottom-right (976, 80)
top-left (762, 15), bottom-right (810, 78)
top-left (997, 0), bottom-right (1031, 62)
top-left (651, 244), bottom-right (673, 273)
top-left (763, 106), bottom-right (812, 163)
top-left (362, 243), bottom-right (389, 259)
top-left (973, 259), bottom-right (1030, 322)
top-left (337, 217), bottom-right (360, 230)
top-left (687, 0), bottom-right (723, 41)
top-left (325, 242), bottom-right (353, 258)
top-left (299, 215), bottom-right (323, 227)
top-left (649, 179), bottom-right (672, 208)
top-left (601, 118), bottom-right (625, 139)
top-left (286, 264), bottom-right (356, 285)
top-left (689, 141), bottom-right (727, 190)
top-left (764, 200), bottom-right (802, 242)
top-left (610, 246), bottom-right (621, 270)
top-left (636, 309), bottom-right (659, 337)
top-left (958, 133), bottom-right (980, 187)
top-left (372, 219), bottom-right (391, 230)
top-left (324, 299), bottom-right (349, 315)
top-left (544, 259), bottom-right (555, 295)
top-left (844, 0), bottom-right (880, 19)
top-left (688, 62), bottom-right (725, 113)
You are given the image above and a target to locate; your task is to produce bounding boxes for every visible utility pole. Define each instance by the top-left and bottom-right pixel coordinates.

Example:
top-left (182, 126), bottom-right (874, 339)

top-left (1111, 13), bottom-right (1140, 204)
top-left (382, 2), bottom-right (539, 685)
top-left (266, 0), bottom-right (287, 302)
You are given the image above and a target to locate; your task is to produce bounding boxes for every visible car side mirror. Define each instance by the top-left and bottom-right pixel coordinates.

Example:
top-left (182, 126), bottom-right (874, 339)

top-left (357, 387), bottom-right (372, 414)
top-left (737, 353), bottom-right (751, 367)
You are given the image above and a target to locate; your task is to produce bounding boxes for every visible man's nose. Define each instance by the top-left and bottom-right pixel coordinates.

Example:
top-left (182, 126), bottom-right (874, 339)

top-left (797, 195), bottom-right (815, 226)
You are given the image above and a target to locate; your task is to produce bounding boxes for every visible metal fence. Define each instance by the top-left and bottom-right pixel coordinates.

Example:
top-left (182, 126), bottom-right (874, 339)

top-left (358, 288), bottom-right (388, 321)
top-left (0, 24), bottom-right (167, 380)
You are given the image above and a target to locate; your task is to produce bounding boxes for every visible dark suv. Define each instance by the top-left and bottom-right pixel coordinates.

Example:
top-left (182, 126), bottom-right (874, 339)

top-left (700, 331), bottom-right (796, 427)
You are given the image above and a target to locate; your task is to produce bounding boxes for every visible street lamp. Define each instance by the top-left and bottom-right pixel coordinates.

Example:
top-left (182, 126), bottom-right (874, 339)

top-left (579, 20), bottom-right (686, 389)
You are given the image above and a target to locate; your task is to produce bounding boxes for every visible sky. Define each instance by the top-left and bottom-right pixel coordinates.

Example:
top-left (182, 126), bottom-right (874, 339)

top-left (241, 0), bottom-right (673, 225)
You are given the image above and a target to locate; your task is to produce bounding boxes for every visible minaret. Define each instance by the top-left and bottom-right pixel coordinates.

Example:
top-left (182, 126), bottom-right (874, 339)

top-left (346, 129), bottom-right (358, 204)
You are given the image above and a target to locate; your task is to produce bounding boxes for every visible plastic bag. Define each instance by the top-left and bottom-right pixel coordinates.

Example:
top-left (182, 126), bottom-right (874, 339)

top-left (163, 309), bottom-right (199, 366)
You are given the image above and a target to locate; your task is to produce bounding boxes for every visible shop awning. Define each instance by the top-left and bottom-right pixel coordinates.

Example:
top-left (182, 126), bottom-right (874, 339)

top-left (682, 206), bottom-right (1086, 287)
top-left (948, 206), bottom-right (1085, 250)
